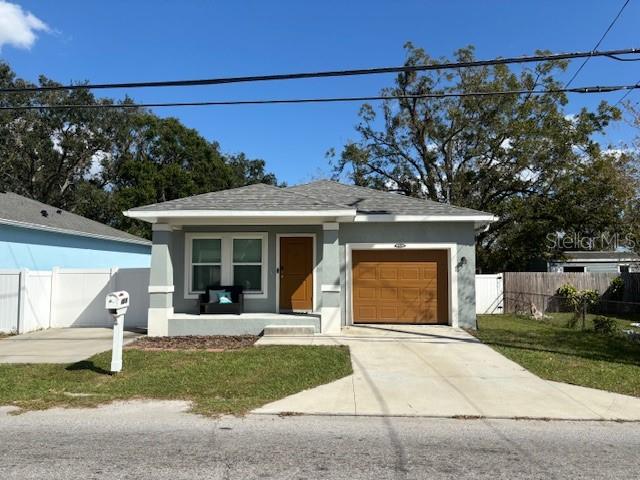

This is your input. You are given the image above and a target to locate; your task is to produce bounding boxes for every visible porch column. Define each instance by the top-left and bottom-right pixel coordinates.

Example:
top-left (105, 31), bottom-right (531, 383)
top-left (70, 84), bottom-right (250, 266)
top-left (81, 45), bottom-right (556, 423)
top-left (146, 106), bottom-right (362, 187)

top-left (320, 223), bottom-right (341, 334)
top-left (147, 224), bottom-right (175, 336)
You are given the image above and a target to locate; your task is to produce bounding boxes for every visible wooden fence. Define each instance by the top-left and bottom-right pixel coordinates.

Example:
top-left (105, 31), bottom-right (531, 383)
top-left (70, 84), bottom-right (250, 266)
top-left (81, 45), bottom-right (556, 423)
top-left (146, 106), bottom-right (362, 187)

top-left (503, 272), bottom-right (640, 314)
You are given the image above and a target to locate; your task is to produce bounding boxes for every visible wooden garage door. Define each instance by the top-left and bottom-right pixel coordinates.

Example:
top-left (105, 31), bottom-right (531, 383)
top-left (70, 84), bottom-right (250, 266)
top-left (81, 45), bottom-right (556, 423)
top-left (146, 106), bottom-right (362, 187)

top-left (352, 250), bottom-right (448, 324)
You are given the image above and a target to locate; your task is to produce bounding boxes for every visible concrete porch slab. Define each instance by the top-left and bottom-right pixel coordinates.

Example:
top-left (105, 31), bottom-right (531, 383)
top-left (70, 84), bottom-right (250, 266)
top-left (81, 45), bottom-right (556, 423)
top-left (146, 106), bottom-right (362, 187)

top-left (254, 324), bottom-right (640, 420)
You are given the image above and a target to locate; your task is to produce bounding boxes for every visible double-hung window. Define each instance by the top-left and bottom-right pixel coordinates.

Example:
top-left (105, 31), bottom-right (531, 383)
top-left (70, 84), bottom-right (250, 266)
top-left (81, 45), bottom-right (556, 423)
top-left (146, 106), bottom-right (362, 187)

top-left (191, 237), bottom-right (222, 292)
top-left (185, 233), bottom-right (267, 299)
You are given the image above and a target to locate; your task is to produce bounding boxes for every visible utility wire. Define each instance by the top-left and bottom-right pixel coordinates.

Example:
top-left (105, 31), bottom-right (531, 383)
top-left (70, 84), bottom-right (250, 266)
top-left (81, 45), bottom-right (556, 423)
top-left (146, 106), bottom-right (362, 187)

top-left (3, 83), bottom-right (639, 111)
top-left (615, 78), bottom-right (640, 106)
top-left (564, 0), bottom-right (632, 87)
top-left (1, 48), bottom-right (640, 94)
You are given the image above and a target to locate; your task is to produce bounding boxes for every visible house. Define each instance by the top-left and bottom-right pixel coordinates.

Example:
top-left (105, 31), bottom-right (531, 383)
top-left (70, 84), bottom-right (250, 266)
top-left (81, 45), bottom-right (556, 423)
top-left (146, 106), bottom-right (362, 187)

top-left (124, 181), bottom-right (496, 336)
top-left (0, 192), bottom-right (151, 270)
top-left (547, 250), bottom-right (640, 274)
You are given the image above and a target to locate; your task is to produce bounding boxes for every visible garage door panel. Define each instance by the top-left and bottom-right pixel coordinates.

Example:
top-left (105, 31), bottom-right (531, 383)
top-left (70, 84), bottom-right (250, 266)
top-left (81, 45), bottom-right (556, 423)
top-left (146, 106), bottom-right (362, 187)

top-left (379, 287), bottom-right (399, 300)
top-left (379, 305), bottom-right (399, 321)
top-left (356, 305), bottom-right (377, 321)
top-left (379, 266), bottom-right (398, 280)
top-left (352, 250), bottom-right (448, 325)
top-left (357, 265), bottom-right (377, 280)
top-left (400, 288), bottom-right (420, 301)
top-left (398, 267), bottom-right (420, 280)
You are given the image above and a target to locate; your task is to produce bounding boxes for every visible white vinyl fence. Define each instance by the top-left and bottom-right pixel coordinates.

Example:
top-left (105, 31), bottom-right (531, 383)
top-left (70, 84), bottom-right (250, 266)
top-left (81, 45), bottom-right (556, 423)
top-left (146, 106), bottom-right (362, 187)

top-left (475, 274), bottom-right (504, 314)
top-left (0, 268), bottom-right (149, 334)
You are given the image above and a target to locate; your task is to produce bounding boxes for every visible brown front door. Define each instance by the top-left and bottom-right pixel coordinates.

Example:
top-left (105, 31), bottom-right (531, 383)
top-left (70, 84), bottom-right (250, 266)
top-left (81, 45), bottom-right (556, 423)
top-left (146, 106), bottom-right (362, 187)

top-left (279, 236), bottom-right (314, 311)
top-left (352, 250), bottom-right (448, 324)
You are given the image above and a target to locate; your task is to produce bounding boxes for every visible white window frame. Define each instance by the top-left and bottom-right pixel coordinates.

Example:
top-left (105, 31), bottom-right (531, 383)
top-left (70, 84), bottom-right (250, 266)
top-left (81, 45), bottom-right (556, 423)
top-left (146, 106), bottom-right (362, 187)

top-left (184, 232), bottom-right (268, 300)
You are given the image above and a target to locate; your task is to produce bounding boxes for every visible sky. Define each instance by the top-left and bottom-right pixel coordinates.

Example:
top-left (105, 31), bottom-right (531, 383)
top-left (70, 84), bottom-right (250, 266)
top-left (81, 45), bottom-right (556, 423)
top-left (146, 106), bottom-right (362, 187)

top-left (1, 0), bottom-right (639, 185)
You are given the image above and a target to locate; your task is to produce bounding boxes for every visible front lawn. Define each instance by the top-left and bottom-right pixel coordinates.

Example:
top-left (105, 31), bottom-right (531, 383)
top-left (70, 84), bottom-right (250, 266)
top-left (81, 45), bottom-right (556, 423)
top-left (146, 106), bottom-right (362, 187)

top-left (473, 314), bottom-right (640, 397)
top-left (0, 345), bottom-right (352, 415)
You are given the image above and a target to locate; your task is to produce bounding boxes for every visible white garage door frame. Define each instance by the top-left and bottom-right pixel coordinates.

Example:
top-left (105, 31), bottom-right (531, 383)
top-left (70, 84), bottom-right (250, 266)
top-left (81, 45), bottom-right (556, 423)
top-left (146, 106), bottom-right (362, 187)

top-left (345, 243), bottom-right (458, 328)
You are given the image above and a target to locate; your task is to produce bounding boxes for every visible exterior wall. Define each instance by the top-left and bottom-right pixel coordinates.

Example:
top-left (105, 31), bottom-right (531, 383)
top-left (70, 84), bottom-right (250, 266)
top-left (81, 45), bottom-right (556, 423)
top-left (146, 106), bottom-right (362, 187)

top-left (0, 224), bottom-right (151, 270)
top-left (548, 261), bottom-right (635, 274)
top-left (172, 225), bottom-right (323, 314)
top-left (338, 222), bottom-right (477, 329)
top-left (152, 221), bottom-right (478, 332)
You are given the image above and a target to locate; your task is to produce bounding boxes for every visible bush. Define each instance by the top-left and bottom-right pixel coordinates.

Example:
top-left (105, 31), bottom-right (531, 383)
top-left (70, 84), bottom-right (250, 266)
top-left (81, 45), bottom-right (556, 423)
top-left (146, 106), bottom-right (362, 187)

top-left (592, 316), bottom-right (617, 335)
top-left (609, 276), bottom-right (624, 301)
top-left (556, 284), bottom-right (600, 329)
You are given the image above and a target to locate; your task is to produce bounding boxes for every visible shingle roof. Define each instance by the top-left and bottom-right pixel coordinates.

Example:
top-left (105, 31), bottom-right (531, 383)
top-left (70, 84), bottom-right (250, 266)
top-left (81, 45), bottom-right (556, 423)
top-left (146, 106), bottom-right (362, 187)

top-left (126, 181), bottom-right (493, 219)
top-left (0, 192), bottom-right (150, 245)
top-left (560, 251), bottom-right (640, 261)
top-left (287, 180), bottom-right (492, 217)
top-left (128, 183), bottom-right (351, 212)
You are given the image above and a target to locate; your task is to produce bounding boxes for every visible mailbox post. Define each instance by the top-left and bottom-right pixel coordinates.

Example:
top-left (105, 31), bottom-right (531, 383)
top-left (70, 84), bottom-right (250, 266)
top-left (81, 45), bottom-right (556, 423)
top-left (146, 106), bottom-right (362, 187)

top-left (105, 291), bottom-right (129, 374)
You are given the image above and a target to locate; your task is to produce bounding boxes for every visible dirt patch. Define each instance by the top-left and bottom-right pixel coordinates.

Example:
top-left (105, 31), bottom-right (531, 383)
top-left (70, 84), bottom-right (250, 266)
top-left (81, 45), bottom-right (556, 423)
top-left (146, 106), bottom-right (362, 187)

top-left (127, 335), bottom-right (258, 352)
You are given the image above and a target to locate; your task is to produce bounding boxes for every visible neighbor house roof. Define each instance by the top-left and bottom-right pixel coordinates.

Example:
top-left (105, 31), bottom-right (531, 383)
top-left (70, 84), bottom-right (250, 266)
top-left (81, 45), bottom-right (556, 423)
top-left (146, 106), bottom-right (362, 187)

top-left (553, 251), bottom-right (640, 263)
top-left (124, 180), bottom-right (496, 223)
top-left (0, 192), bottom-right (150, 246)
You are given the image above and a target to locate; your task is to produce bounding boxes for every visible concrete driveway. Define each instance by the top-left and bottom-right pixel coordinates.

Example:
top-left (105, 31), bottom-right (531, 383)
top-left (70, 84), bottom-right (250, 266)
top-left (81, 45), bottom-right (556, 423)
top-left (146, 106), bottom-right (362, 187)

top-left (0, 328), bottom-right (142, 364)
top-left (254, 325), bottom-right (640, 420)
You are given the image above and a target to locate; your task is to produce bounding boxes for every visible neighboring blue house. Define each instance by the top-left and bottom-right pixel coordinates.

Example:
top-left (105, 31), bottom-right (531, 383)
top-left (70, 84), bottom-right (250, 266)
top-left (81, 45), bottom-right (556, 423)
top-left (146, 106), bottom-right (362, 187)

top-left (0, 192), bottom-right (150, 270)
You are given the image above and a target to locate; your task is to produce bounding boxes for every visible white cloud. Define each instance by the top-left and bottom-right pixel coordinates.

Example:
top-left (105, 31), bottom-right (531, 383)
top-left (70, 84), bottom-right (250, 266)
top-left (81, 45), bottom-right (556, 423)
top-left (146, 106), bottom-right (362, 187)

top-left (0, 1), bottom-right (49, 50)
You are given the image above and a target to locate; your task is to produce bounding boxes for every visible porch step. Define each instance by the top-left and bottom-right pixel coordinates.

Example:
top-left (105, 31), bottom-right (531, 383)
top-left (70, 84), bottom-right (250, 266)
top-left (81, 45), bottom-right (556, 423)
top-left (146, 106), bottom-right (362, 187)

top-left (262, 325), bottom-right (316, 336)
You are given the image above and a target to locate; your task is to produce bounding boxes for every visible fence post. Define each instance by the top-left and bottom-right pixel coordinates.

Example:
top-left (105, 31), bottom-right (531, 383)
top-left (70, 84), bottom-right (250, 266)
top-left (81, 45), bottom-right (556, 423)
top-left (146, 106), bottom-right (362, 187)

top-left (17, 269), bottom-right (28, 334)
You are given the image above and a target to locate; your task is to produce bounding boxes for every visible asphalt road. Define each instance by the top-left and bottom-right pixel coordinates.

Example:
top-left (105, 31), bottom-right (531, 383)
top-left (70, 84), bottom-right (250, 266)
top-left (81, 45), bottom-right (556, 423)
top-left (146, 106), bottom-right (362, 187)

top-left (1, 401), bottom-right (639, 479)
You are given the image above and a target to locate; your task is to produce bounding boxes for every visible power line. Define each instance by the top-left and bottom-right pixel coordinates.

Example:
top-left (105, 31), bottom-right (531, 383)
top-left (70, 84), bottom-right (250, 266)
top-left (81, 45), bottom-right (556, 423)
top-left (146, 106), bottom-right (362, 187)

top-left (3, 83), bottom-right (638, 111)
top-left (615, 78), bottom-right (640, 106)
top-left (1, 48), bottom-right (640, 95)
top-left (564, 0), bottom-right (632, 87)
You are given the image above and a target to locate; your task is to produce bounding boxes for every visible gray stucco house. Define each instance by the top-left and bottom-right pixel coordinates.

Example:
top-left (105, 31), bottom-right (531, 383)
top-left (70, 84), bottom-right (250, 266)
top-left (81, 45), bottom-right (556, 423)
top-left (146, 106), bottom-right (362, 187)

top-left (124, 181), bottom-right (495, 336)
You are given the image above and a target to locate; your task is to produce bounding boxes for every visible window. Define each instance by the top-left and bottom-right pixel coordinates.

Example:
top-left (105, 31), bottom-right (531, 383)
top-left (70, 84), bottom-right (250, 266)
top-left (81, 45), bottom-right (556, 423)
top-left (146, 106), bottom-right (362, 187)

top-left (185, 233), bottom-right (267, 298)
top-left (191, 238), bottom-right (222, 292)
top-left (233, 238), bottom-right (263, 292)
top-left (563, 266), bottom-right (584, 273)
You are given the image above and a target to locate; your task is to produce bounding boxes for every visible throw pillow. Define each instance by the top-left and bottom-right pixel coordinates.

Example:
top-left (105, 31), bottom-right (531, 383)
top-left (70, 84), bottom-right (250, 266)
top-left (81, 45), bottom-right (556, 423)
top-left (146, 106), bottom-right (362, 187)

top-left (209, 290), bottom-right (226, 303)
top-left (219, 296), bottom-right (233, 304)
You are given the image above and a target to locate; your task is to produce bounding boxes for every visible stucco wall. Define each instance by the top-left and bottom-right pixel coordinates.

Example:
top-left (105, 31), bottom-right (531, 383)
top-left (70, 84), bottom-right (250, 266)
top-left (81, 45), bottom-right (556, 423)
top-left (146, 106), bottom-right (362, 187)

top-left (165, 222), bottom-right (478, 328)
top-left (0, 224), bottom-right (151, 270)
top-left (171, 225), bottom-right (323, 314)
top-left (338, 222), bottom-right (477, 329)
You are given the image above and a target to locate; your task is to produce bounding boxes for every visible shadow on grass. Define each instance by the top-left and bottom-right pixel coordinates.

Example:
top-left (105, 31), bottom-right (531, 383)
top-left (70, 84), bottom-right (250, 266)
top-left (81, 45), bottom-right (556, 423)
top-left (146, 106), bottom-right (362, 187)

top-left (479, 327), bottom-right (640, 366)
top-left (65, 360), bottom-right (111, 375)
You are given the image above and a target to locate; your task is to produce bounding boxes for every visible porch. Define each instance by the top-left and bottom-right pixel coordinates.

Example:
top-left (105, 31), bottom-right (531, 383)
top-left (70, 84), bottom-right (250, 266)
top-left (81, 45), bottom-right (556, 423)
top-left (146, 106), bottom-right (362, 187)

top-left (168, 312), bottom-right (321, 336)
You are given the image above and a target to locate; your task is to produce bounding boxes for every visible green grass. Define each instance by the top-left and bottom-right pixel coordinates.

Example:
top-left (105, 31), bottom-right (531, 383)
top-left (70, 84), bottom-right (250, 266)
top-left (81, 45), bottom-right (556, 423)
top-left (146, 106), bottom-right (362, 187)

top-left (0, 345), bottom-right (352, 415)
top-left (472, 314), bottom-right (640, 397)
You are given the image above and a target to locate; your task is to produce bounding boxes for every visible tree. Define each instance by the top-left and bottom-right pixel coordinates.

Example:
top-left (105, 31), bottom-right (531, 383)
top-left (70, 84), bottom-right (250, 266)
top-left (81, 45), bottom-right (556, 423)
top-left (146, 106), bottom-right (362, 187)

top-left (0, 63), bottom-right (128, 209)
top-left (332, 43), bottom-right (633, 271)
top-left (0, 62), bottom-right (279, 239)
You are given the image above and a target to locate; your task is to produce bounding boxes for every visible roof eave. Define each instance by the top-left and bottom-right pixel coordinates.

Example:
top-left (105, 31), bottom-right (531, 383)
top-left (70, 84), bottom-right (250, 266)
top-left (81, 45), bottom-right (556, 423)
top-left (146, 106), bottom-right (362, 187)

top-left (0, 217), bottom-right (151, 246)
top-left (123, 209), bottom-right (358, 223)
top-left (352, 214), bottom-right (498, 224)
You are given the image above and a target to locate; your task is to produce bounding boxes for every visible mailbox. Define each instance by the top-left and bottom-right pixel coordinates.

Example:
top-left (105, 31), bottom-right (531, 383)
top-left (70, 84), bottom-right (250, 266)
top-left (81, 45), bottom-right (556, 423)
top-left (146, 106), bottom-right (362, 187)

top-left (105, 290), bottom-right (130, 374)
top-left (105, 291), bottom-right (129, 316)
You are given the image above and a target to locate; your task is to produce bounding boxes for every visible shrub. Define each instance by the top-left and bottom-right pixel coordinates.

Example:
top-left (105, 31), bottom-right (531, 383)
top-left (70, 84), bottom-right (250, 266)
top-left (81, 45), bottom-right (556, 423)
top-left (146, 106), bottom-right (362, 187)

top-left (609, 276), bottom-right (624, 301)
top-left (592, 316), bottom-right (617, 335)
top-left (556, 284), bottom-right (600, 329)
